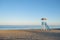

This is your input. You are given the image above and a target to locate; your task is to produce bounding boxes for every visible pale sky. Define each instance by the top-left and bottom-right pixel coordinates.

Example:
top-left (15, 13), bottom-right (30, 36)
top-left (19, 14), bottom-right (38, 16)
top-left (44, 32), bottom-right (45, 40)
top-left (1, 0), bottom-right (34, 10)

top-left (0, 0), bottom-right (60, 25)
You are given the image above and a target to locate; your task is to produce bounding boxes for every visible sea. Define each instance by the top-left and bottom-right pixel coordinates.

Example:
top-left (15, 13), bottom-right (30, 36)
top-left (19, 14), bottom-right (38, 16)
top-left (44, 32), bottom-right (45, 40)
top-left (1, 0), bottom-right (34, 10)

top-left (0, 25), bottom-right (60, 30)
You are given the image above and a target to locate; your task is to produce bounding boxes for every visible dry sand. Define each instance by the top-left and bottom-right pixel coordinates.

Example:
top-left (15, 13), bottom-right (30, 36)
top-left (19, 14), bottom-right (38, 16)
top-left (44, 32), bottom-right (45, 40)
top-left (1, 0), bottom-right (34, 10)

top-left (0, 30), bottom-right (60, 40)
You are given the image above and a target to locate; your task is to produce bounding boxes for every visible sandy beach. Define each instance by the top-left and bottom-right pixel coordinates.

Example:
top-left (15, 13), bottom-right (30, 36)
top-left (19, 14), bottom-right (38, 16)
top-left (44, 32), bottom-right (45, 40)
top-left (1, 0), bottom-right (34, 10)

top-left (0, 30), bottom-right (60, 40)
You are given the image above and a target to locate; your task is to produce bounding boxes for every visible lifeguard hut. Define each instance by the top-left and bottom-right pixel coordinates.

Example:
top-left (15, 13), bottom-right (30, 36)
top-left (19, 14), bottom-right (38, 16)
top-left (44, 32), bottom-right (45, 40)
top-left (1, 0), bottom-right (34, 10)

top-left (41, 18), bottom-right (49, 31)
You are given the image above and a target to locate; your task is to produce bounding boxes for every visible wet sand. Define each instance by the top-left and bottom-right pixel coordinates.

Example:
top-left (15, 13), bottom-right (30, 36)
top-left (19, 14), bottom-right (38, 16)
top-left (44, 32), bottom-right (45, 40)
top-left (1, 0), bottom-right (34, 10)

top-left (0, 30), bottom-right (60, 40)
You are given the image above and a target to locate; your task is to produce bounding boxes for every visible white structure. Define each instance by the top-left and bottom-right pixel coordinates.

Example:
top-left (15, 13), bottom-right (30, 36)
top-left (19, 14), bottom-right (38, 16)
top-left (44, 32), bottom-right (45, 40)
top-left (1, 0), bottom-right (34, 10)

top-left (41, 18), bottom-right (49, 30)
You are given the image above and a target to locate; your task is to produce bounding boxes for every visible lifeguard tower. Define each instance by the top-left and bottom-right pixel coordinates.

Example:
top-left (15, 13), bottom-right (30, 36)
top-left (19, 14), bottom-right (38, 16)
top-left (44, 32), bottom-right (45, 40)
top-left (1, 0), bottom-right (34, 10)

top-left (41, 18), bottom-right (49, 31)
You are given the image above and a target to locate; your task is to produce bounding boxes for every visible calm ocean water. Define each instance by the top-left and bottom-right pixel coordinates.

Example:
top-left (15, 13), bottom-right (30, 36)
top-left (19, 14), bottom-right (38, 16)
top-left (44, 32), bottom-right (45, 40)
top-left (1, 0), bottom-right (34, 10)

top-left (0, 25), bottom-right (60, 30)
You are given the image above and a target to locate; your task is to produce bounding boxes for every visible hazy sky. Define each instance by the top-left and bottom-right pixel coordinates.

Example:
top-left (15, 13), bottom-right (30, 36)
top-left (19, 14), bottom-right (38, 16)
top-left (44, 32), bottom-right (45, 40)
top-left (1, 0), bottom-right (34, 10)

top-left (0, 0), bottom-right (60, 25)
